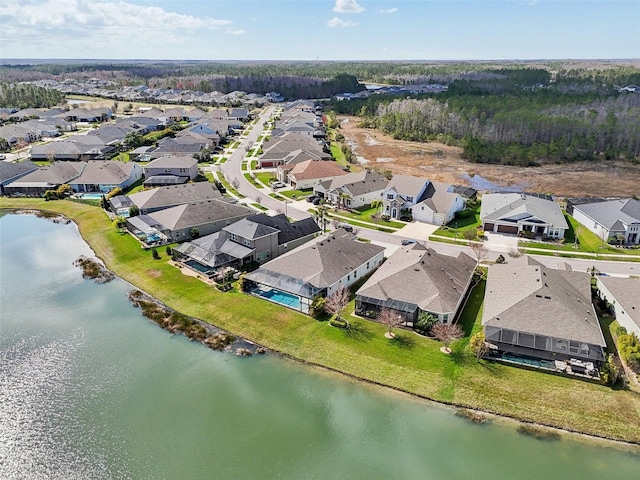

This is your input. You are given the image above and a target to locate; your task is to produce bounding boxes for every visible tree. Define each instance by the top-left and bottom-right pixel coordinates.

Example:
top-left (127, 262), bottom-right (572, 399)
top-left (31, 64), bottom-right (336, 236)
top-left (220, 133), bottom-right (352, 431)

top-left (112, 215), bottom-right (126, 231)
top-left (314, 205), bottom-right (329, 233)
top-left (431, 323), bottom-right (464, 353)
top-left (324, 284), bottom-right (350, 323)
top-left (378, 308), bottom-right (404, 338)
top-left (468, 332), bottom-right (488, 361)
top-left (469, 242), bottom-right (489, 271)
top-left (189, 227), bottom-right (200, 239)
top-left (415, 311), bottom-right (438, 335)
top-left (462, 228), bottom-right (477, 241)
top-left (231, 177), bottom-right (240, 191)
top-left (56, 184), bottom-right (71, 198)
top-left (124, 131), bottom-right (144, 149)
top-left (129, 205), bottom-right (140, 217)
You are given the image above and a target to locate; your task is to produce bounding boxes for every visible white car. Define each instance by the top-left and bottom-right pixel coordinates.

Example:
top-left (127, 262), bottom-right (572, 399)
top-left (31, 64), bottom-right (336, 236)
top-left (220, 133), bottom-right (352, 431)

top-left (271, 181), bottom-right (286, 189)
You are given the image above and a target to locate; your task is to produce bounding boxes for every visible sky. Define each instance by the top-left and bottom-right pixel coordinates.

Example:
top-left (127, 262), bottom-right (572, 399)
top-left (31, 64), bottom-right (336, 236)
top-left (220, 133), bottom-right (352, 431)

top-left (0, 0), bottom-right (638, 61)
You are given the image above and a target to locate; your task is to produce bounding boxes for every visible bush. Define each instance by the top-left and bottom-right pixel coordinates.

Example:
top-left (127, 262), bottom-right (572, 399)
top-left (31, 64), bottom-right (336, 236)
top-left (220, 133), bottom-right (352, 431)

top-left (618, 332), bottom-right (640, 372)
top-left (165, 246), bottom-right (173, 256)
top-left (517, 424), bottom-right (560, 440)
top-left (329, 316), bottom-right (349, 329)
top-left (615, 325), bottom-right (628, 337)
top-left (455, 409), bottom-right (488, 424)
top-left (151, 249), bottom-right (160, 260)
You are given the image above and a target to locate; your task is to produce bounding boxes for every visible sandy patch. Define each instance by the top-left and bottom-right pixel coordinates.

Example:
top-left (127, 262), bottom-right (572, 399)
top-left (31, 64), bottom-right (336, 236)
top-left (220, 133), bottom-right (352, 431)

top-left (146, 269), bottom-right (163, 278)
top-left (339, 115), bottom-right (640, 198)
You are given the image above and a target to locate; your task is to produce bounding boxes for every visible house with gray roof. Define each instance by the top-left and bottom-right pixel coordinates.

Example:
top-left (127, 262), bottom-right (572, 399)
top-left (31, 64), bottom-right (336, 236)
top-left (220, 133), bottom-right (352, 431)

top-left (314, 170), bottom-right (388, 209)
top-left (382, 175), bottom-right (430, 220)
top-left (258, 133), bottom-right (326, 168)
top-left (482, 256), bottom-right (606, 372)
top-left (148, 137), bottom-right (207, 159)
top-left (3, 161), bottom-right (85, 196)
top-left (480, 193), bottom-right (568, 239)
top-left (356, 244), bottom-right (475, 327)
top-left (0, 160), bottom-right (38, 194)
top-left (244, 230), bottom-right (385, 314)
top-left (596, 276), bottom-right (640, 338)
top-left (126, 198), bottom-right (253, 245)
top-left (174, 214), bottom-right (320, 273)
top-left (143, 155), bottom-right (199, 185)
top-left (410, 181), bottom-right (466, 226)
top-left (126, 182), bottom-right (222, 214)
top-left (69, 160), bottom-right (143, 193)
top-left (572, 198), bottom-right (640, 245)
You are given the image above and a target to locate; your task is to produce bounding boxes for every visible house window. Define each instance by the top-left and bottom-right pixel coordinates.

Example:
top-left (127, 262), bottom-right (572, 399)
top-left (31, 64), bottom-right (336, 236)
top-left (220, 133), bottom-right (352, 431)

top-left (347, 274), bottom-right (350, 281)
top-left (366, 261), bottom-right (370, 269)
top-left (406, 196), bottom-right (413, 202)
top-left (386, 194), bottom-right (394, 200)
top-left (442, 314), bottom-right (449, 324)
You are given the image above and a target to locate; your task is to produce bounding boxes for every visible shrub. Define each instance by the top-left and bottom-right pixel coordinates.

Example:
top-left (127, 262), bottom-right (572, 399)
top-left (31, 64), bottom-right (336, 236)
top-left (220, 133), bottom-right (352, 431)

top-left (618, 332), bottom-right (640, 372)
top-left (151, 249), bottom-right (160, 260)
top-left (615, 325), bottom-right (628, 337)
top-left (329, 316), bottom-right (349, 329)
top-left (517, 424), bottom-right (560, 440)
top-left (165, 246), bottom-right (173, 256)
top-left (455, 409), bottom-right (488, 424)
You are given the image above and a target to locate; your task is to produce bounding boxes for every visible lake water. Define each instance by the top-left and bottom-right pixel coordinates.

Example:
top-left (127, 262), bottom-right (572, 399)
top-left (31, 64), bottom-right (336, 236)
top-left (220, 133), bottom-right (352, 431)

top-left (1, 213), bottom-right (639, 479)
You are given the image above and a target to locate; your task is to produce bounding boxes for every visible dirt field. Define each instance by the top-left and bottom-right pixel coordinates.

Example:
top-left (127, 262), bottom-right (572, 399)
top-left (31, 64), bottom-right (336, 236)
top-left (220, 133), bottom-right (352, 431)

top-left (339, 116), bottom-right (640, 198)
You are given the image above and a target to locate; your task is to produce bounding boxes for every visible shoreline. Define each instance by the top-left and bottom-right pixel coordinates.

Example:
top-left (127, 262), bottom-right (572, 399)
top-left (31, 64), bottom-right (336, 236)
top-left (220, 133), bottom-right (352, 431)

top-left (2, 204), bottom-right (640, 448)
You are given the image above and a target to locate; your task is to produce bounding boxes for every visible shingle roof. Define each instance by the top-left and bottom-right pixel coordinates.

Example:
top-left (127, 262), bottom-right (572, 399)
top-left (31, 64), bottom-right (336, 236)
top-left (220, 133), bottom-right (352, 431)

top-left (574, 198), bottom-right (640, 230)
top-left (248, 233), bottom-right (384, 290)
top-left (223, 218), bottom-right (280, 240)
top-left (9, 161), bottom-right (85, 185)
top-left (321, 170), bottom-right (388, 197)
top-left (130, 182), bottom-right (221, 210)
top-left (174, 231), bottom-right (254, 268)
top-left (245, 213), bottom-right (320, 244)
top-left (480, 193), bottom-right (568, 229)
top-left (144, 155), bottom-right (197, 169)
top-left (0, 160), bottom-right (38, 183)
top-left (598, 276), bottom-right (640, 333)
top-left (386, 175), bottom-right (429, 197)
top-left (147, 199), bottom-right (253, 230)
top-left (417, 181), bottom-right (460, 214)
top-left (289, 159), bottom-right (347, 181)
top-left (482, 256), bottom-right (605, 346)
top-left (356, 244), bottom-right (475, 314)
top-left (71, 160), bottom-right (136, 185)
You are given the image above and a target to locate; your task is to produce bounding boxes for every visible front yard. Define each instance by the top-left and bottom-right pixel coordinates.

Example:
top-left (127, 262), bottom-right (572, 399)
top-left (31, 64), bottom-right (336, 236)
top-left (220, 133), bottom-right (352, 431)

top-left (330, 205), bottom-right (406, 229)
top-left (2, 197), bottom-right (640, 443)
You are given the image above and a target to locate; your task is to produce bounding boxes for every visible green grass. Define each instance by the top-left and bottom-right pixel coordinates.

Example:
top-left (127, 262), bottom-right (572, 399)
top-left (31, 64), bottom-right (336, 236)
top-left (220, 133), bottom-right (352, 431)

top-left (433, 204), bottom-right (482, 238)
top-left (333, 205), bottom-right (405, 229)
top-left (255, 171), bottom-right (275, 185)
top-left (243, 173), bottom-right (261, 188)
top-left (3, 197), bottom-right (640, 444)
top-left (250, 160), bottom-right (258, 170)
top-left (204, 172), bottom-right (215, 182)
top-left (279, 189), bottom-right (312, 200)
top-left (216, 173), bottom-right (244, 199)
top-left (251, 203), bottom-right (269, 211)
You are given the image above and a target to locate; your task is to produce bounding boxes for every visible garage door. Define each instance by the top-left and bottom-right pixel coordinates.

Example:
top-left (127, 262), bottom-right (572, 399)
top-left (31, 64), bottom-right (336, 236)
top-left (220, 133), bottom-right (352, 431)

top-left (484, 223), bottom-right (494, 231)
top-left (497, 225), bottom-right (518, 234)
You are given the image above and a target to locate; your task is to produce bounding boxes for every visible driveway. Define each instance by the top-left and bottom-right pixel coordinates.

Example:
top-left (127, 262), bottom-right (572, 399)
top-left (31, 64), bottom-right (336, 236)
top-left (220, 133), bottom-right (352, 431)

top-left (484, 232), bottom-right (519, 253)
top-left (392, 221), bottom-right (439, 243)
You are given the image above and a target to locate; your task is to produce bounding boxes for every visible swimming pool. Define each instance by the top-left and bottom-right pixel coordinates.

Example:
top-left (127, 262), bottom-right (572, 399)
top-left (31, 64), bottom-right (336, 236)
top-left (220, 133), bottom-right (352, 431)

top-left (254, 288), bottom-right (301, 310)
top-left (185, 259), bottom-right (214, 275)
top-left (79, 193), bottom-right (105, 200)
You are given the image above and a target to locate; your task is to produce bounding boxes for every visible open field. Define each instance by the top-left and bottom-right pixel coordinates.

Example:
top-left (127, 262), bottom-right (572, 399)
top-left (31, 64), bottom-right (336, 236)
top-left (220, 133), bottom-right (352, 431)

top-left (2, 197), bottom-right (640, 444)
top-left (339, 116), bottom-right (640, 198)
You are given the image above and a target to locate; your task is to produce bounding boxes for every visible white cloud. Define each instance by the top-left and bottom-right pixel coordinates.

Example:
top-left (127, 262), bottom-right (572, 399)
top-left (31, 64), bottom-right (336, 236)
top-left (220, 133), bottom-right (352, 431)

top-left (327, 17), bottom-right (358, 28)
top-left (227, 29), bottom-right (245, 36)
top-left (0, 0), bottom-right (237, 58)
top-left (379, 8), bottom-right (398, 14)
top-left (333, 0), bottom-right (364, 14)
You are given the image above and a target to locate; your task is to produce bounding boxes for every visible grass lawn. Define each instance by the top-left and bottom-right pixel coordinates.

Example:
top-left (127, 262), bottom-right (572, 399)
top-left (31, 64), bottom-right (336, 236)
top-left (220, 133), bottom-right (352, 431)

top-left (279, 189), bottom-right (312, 200)
top-left (519, 214), bottom-right (640, 257)
top-left (333, 205), bottom-right (405, 229)
top-left (255, 171), bottom-right (275, 185)
top-left (433, 204), bottom-right (482, 239)
top-left (216, 173), bottom-right (244, 199)
top-left (251, 203), bottom-right (269, 211)
top-left (3, 197), bottom-right (640, 443)
top-left (243, 173), bottom-right (261, 188)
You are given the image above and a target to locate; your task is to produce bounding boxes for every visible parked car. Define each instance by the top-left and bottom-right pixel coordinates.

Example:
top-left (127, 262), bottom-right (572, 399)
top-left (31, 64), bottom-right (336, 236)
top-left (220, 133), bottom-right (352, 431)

top-left (401, 239), bottom-right (418, 246)
top-left (0, 154), bottom-right (6, 160)
top-left (339, 223), bottom-right (354, 233)
top-left (306, 195), bottom-right (317, 203)
top-left (312, 197), bottom-right (323, 205)
top-left (271, 181), bottom-right (286, 189)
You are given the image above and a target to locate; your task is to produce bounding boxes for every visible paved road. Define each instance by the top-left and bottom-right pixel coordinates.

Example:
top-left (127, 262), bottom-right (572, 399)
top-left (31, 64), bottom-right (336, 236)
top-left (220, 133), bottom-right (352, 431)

top-left (215, 107), bottom-right (311, 222)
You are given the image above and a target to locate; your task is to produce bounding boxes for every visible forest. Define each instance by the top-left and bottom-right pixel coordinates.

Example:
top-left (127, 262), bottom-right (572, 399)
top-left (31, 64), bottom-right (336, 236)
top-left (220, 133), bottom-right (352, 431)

top-left (329, 68), bottom-right (640, 165)
top-left (0, 83), bottom-right (65, 109)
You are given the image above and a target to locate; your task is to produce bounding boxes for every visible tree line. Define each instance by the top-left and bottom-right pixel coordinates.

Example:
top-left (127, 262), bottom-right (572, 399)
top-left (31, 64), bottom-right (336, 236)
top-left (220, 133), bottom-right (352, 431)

top-left (0, 83), bottom-right (65, 109)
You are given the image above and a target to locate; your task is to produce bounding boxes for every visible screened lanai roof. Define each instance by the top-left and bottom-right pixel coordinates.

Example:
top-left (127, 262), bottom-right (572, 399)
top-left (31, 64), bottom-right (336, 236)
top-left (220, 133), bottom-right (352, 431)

top-left (245, 269), bottom-right (315, 299)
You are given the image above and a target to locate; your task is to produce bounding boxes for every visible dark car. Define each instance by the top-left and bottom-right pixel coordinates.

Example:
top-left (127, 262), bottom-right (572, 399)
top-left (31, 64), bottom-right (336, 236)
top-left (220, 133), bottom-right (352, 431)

top-left (401, 239), bottom-right (418, 246)
top-left (312, 197), bottom-right (322, 205)
top-left (306, 195), bottom-right (317, 203)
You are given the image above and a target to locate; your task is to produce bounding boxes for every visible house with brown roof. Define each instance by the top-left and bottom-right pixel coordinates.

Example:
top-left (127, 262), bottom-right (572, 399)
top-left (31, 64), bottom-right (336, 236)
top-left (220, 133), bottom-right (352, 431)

top-left (287, 159), bottom-right (347, 190)
top-left (482, 256), bottom-right (606, 374)
top-left (356, 244), bottom-right (475, 327)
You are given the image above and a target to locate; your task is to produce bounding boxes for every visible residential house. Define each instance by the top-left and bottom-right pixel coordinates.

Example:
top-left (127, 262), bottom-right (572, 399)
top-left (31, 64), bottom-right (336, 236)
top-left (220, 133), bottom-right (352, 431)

top-left (314, 170), bottom-right (388, 209)
top-left (228, 108), bottom-right (250, 122)
top-left (125, 182), bottom-right (223, 214)
top-left (3, 161), bottom-right (85, 196)
top-left (482, 256), bottom-right (606, 370)
top-left (480, 193), bottom-right (568, 239)
top-left (126, 198), bottom-right (254, 244)
top-left (69, 160), bottom-right (143, 193)
top-left (596, 276), bottom-right (640, 338)
top-left (64, 107), bottom-right (113, 123)
top-left (274, 149), bottom-right (331, 182)
top-left (258, 133), bottom-right (326, 168)
top-left (571, 198), bottom-right (640, 245)
top-left (148, 136), bottom-right (207, 159)
top-left (381, 175), bottom-right (430, 220)
top-left (30, 136), bottom-right (116, 161)
top-left (174, 213), bottom-right (320, 273)
top-left (143, 155), bottom-right (199, 185)
top-left (410, 181), bottom-right (466, 226)
top-left (355, 244), bottom-right (475, 327)
top-left (0, 124), bottom-right (40, 147)
top-left (0, 160), bottom-right (39, 194)
top-left (287, 159), bottom-right (347, 190)
top-left (244, 230), bottom-right (385, 314)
